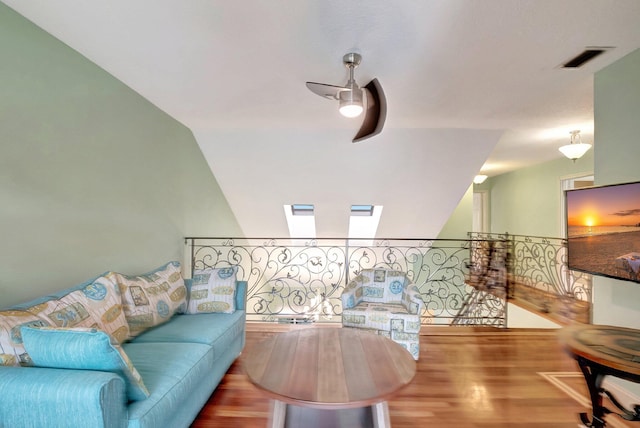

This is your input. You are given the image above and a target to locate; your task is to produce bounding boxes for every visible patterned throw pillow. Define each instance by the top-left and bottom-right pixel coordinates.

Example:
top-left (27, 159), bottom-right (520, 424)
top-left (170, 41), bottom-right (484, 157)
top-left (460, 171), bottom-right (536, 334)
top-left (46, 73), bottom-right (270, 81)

top-left (23, 273), bottom-right (130, 344)
top-left (113, 261), bottom-right (187, 337)
top-left (0, 310), bottom-right (49, 366)
top-left (21, 326), bottom-right (150, 402)
top-left (187, 267), bottom-right (238, 314)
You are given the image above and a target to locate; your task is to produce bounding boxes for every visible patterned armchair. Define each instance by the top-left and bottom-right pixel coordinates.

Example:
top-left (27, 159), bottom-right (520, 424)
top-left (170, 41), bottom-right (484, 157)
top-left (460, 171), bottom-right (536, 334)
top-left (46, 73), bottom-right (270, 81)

top-left (341, 268), bottom-right (424, 360)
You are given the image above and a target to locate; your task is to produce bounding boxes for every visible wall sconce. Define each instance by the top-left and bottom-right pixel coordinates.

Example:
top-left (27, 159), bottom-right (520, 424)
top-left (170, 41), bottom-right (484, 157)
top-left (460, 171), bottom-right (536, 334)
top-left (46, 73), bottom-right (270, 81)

top-left (473, 175), bottom-right (488, 184)
top-left (558, 130), bottom-right (592, 161)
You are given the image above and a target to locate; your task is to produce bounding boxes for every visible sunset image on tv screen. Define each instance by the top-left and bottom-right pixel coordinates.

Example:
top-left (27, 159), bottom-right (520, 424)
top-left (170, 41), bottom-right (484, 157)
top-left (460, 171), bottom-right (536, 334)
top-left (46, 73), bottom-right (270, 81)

top-left (566, 181), bottom-right (640, 283)
top-left (567, 182), bottom-right (640, 237)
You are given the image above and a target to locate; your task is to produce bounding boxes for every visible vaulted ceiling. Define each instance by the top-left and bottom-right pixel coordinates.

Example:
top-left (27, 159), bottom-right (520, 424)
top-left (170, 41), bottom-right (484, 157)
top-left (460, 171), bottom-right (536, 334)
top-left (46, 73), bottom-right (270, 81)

top-left (4, 1), bottom-right (640, 238)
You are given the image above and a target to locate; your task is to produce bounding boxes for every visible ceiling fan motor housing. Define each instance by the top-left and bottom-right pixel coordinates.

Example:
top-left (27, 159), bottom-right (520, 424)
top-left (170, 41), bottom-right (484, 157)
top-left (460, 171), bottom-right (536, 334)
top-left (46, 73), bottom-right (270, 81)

top-left (343, 52), bottom-right (362, 68)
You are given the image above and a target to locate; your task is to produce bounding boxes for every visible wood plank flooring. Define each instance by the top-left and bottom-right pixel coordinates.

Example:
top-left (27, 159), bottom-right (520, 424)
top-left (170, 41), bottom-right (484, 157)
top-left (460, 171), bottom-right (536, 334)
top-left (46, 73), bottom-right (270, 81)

top-left (191, 325), bottom-right (634, 428)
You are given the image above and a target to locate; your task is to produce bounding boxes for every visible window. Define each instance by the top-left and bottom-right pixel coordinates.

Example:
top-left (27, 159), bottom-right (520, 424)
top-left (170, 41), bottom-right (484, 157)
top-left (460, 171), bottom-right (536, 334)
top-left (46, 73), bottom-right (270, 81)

top-left (284, 204), bottom-right (316, 239)
top-left (284, 203), bottom-right (383, 243)
top-left (350, 205), bottom-right (374, 216)
top-left (291, 204), bottom-right (315, 216)
top-left (348, 205), bottom-right (383, 245)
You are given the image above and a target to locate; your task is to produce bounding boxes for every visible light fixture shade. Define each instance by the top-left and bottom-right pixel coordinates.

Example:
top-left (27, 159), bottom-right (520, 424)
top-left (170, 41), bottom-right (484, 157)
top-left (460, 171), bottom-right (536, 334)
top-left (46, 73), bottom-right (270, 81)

top-left (559, 143), bottom-right (591, 160)
top-left (473, 175), bottom-right (488, 184)
top-left (559, 130), bottom-right (592, 161)
top-left (338, 87), bottom-right (363, 118)
top-left (339, 103), bottom-right (363, 118)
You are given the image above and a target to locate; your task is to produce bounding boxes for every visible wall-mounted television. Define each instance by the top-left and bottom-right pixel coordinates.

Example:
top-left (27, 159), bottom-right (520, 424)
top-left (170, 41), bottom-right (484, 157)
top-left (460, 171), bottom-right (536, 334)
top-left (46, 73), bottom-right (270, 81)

top-left (566, 180), bottom-right (640, 283)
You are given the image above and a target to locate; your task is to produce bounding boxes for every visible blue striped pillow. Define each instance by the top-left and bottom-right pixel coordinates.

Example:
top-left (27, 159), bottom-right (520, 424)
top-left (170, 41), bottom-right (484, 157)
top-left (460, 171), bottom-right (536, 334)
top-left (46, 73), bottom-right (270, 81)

top-left (21, 326), bottom-right (149, 401)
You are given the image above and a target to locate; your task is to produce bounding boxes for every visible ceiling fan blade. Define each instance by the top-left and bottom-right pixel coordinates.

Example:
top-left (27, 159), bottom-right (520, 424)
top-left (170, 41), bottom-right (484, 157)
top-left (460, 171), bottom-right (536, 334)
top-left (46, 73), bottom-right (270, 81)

top-left (306, 82), bottom-right (346, 100)
top-left (353, 78), bottom-right (387, 143)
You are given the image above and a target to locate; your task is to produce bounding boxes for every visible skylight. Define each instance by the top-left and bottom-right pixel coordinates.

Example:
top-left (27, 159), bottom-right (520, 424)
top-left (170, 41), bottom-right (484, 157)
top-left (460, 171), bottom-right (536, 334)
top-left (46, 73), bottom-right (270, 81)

top-left (284, 203), bottom-right (382, 243)
top-left (348, 205), bottom-right (383, 245)
top-left (350, 204), bottom-right (375, 216)
top-left (291, 204), bottom-right (315, 216)
top-left (284, 204), bottom-right (316, 239)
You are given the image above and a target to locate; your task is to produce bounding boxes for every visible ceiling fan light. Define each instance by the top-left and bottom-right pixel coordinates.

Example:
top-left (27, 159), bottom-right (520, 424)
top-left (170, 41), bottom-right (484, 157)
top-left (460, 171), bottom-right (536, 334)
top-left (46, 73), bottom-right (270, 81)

top-left (338, 88), bottom-right (363, 118)
top-left (339, 103), bottom-right (363, 118)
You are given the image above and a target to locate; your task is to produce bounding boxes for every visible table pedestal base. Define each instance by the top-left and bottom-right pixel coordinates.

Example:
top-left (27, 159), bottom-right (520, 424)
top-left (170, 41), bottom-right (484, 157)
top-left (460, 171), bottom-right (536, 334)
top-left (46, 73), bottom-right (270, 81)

top-left (269, 400), bottom-right (390, 428)
top-left (577, 356), bottom-right (640, 428)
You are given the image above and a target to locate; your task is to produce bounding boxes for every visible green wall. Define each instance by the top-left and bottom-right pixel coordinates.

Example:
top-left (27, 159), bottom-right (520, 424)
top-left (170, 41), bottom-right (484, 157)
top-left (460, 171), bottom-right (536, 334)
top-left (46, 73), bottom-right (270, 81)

top-left (489, 152), bottom-right (593, 237)
top-left (592, 48), bottom-right (640, 328)
top-left (482, 48), bottom-right (640, 331)
top-left (591, 48), bottom-right (640, 399)
top-left (0, 4), bottom-right (242, 307)
top-left (437, 185), bottom-right (473, 240)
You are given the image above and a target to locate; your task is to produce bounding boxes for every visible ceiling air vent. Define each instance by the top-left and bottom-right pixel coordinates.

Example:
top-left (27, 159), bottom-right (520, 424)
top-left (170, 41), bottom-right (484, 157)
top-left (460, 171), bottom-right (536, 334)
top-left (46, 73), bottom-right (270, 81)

top-left (562, 48), bottom-right (610, 68)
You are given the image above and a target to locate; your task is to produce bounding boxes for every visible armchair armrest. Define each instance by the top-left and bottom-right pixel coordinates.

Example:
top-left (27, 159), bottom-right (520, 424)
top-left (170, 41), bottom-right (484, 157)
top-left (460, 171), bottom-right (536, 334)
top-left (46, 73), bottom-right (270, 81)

top-left (235, 280), bottom-right (248, 311)
top-left (402, 283), bottom-right (425, 315)
top-left (341, 279), bottom-right (362, 309)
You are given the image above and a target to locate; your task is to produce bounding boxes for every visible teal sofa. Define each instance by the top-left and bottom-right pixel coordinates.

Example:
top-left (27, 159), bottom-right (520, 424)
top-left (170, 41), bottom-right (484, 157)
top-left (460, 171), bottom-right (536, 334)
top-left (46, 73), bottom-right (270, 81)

top-left (0, 263), bottom-right (247, 428)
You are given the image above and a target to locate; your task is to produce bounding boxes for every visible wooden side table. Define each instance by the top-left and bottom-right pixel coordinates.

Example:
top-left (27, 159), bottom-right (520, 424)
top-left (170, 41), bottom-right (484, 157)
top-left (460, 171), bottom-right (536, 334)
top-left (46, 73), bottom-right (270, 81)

top-left (242, 327), bottom-right (416, 428)
top-left (559, 324), bottom-right (640, 427)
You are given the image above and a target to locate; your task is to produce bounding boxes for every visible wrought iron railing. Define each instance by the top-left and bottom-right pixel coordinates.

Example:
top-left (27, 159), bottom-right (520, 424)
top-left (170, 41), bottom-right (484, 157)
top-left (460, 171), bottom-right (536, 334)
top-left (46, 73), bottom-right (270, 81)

top-left (184, 237), bottom-right (508, 326)
top-left (468, 232), bottom-right (592, 323)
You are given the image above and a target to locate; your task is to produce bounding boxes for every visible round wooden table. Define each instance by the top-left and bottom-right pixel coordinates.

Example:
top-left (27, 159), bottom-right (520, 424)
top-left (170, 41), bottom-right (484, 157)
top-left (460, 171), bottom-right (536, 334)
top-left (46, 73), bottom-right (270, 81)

top-left (243, 327), bottom-right (417, 428)
top-left (559, 324), bottom-right (640, 427)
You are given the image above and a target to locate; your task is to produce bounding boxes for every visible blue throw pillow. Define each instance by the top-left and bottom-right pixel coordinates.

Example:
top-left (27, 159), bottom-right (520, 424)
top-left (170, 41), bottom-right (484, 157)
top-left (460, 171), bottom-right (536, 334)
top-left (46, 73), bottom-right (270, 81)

top-left (21, 326), bottom-right (149, 401)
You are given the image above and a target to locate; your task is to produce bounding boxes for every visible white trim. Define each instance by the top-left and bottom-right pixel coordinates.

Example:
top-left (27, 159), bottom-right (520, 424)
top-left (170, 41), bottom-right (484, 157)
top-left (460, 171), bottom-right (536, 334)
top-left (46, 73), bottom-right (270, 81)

top-left (472, 190), bottom-right (489, 233)
top-left (559, 172), bottom-right (594, 238)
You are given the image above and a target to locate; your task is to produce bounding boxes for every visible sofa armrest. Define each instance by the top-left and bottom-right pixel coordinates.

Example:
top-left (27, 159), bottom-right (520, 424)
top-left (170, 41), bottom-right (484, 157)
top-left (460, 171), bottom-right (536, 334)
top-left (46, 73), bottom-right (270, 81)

top-left (402, 283), bottom-right (425, 315)
top-left (0, 366), bottom-right (127, 428)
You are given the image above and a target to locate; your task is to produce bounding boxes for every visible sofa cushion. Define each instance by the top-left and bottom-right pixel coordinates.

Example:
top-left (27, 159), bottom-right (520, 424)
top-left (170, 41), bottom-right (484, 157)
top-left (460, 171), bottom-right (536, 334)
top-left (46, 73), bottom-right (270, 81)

top-left (187, 267), bottom-right (238, 314)
top-left (131, 310), bottom-right (245, 361)
top-left (342, 301), bottom-right (421, 360)
top-left (342, 302), bottom-right (404, 330)
top-left (124, 342), bottom-right (215, 428)
top-left (113, 261), bottom-right (188, 337)
top-left (0, 310), bottom-right (49, 366)
top-left (21, 326), bottom-right (149, 401)
top-left (17, 273), bottom-right (130, 344)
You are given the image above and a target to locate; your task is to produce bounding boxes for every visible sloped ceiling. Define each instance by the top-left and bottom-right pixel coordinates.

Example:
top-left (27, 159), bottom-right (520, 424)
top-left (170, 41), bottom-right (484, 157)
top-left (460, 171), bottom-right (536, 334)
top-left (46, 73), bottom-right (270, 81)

top-left (4, 0), bottom-right (640, 238)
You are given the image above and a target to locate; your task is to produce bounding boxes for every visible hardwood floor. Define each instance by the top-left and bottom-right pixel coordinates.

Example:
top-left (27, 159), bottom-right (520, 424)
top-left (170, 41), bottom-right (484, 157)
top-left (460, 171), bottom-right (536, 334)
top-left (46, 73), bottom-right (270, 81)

top-left (191, 325), bottom-right (633, 428)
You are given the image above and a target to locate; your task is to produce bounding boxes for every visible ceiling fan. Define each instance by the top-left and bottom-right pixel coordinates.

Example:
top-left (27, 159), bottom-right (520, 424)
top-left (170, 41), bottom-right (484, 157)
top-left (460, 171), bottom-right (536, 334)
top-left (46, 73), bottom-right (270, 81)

top-left (306, 53), bottom-right (387, 143)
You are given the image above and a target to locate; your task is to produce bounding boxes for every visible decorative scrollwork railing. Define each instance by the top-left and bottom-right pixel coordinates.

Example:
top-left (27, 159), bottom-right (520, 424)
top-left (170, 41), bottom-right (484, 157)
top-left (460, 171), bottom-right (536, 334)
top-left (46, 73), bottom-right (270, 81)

top-left (347, 239), bottom-right (485, 325)
top-left (185, 237), bottom-right (507, 326)
top-left (188, 238), bottom-right (346, 322)
top-left (468, 232), bottom-right (592, 323)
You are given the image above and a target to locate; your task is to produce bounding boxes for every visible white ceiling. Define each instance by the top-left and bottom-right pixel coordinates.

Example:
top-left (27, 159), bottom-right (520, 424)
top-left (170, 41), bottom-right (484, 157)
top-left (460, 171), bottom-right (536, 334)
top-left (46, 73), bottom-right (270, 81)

top-left (5, 0), bottom-right (640, 238)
